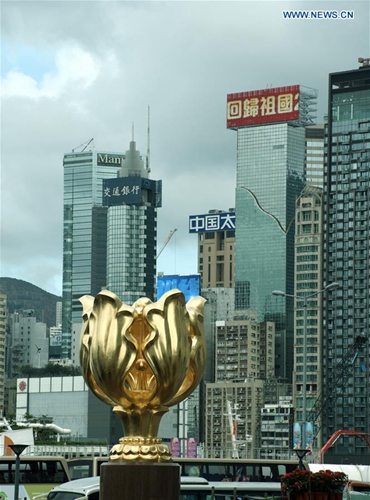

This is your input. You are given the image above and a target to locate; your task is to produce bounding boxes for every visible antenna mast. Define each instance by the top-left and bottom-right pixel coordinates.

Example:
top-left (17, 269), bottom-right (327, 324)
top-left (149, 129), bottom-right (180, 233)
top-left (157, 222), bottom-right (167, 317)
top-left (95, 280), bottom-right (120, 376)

top-left (147, 105), bottom-right (151, 173)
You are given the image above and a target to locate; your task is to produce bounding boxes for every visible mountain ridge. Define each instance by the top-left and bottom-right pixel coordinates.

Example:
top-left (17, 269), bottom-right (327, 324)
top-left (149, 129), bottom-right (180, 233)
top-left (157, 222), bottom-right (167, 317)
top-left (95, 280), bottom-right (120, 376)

top-left (0, 277), bottom-right (62, 328)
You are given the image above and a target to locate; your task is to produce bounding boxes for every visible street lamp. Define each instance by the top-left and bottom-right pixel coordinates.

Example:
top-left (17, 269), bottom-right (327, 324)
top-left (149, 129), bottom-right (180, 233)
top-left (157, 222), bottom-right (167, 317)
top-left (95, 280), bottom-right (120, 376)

top-left (8, 444), bottom-right (28, 500)
top-left (272, 282), bottom-right (339, 449)
top-left (294, 448), bottom-right (310, 470)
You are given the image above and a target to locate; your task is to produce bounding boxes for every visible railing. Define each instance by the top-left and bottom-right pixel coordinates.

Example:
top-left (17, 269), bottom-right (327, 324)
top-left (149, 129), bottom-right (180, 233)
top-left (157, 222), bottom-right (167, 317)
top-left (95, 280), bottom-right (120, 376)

top-left (23, 445), bottom-right (110, 458)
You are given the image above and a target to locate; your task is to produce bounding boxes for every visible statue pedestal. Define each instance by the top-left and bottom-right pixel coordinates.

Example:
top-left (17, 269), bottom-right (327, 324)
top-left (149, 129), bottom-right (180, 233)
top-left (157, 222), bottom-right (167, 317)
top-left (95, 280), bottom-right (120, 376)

top-left (100, 462), bottom-right (181, 500)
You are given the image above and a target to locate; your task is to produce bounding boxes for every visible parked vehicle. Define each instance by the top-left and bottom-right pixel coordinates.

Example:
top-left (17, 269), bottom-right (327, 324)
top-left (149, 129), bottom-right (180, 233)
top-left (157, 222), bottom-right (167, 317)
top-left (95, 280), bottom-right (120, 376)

top-left (47, 475), bottom-right (283, 500)
top-left (67, 456), bottom-right (301, 480)
top-left (0, 456), bottom-right (70, 500)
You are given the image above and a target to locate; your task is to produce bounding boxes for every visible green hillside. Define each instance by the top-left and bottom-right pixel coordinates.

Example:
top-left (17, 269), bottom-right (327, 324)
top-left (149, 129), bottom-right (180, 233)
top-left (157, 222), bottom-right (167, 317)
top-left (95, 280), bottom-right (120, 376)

top-left (0, 277), bottom-right (62, 328)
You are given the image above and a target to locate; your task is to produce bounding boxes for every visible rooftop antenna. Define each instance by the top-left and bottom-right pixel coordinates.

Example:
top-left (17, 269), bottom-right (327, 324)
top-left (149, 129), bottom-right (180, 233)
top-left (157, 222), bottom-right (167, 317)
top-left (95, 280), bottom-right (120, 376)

top-left (147, 105), bottom-right (151, 173)
top-left (132, 122), bottom-right (134, 141)
top-left (358, 57), bottom-right (370, 67)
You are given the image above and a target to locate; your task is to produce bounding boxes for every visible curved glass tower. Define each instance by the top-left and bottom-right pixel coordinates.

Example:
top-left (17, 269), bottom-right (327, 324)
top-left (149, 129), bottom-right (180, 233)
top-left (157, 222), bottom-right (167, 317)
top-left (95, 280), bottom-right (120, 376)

top-left (227, 85), bottom-right (316, 381)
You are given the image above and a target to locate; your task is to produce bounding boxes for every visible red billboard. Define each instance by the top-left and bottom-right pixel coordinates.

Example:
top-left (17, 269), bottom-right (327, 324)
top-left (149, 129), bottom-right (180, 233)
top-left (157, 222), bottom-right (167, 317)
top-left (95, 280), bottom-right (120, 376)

top-left (227, 85), bottom-right (300, 128)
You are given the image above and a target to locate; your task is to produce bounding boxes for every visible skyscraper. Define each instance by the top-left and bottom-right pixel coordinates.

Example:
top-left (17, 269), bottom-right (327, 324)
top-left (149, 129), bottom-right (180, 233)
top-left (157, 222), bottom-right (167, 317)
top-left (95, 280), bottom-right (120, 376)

top-left (294, 185), bottom-right (324, 448)
top-left (62, 139), bottom-right (161, 358)
top-left (322, 63), bottom-right (370, 461)
top-left (227, 85), bottom-right (317, 380)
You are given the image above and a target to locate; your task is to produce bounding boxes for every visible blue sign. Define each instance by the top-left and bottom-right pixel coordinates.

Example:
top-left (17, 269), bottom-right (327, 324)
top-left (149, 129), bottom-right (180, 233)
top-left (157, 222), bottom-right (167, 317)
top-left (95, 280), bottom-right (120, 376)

top-left (189, 212), bottom-right (235, 233)
top-left (157, 274), bottom-right (201, 302)
top-left (305, 422), bottom-right (314, 452)
top-left (103, 176), bottom-right (141, 206)
top-left (292, 422), bottom-right (302, 449)
top-left (145, 178), bottom-right (162, 208)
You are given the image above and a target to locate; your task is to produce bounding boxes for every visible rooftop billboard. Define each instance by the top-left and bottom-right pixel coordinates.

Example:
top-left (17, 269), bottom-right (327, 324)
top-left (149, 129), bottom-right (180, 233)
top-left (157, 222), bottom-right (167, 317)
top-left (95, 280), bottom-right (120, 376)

top-left (227, 85), bottom-right (300, 128)
top-left (157, 274), bottom-right (201, 302)
top-left (103, 177), bottom-right (162, 207)
top-left (103, 176), bottom-right (141, 206)
top-left (189, 211), bottom-right (235, 234)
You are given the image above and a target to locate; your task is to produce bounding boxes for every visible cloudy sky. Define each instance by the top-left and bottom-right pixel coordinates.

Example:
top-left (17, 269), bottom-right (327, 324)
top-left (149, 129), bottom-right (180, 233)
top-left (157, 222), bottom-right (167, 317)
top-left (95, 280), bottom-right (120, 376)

top-left (1, 0), bottom-right (369, 297)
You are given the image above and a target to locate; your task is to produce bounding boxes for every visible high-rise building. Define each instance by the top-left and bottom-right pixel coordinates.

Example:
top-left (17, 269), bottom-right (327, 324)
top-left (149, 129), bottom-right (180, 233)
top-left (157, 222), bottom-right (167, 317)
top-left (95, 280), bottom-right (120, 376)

top-left (62, 140), bottom-right (161, 358)
top-left (214, 318), bottom-right (275, 383)
top-left (260, 396), bottom-right (293, 460)
top-left (204, 316), bottom-right (275, 458)
top-left (227, 85), bottom-right (317, 381)
top-left (293, 185), bottom-right (324, 448)
top-left (205, 380), bottom-right (264, 458)
top-left (322, 63), bottom-right (370, 462)
top-left (189, 209), bottom-right (236, 288)
top-left (0, 295), bottom-right (7, 417)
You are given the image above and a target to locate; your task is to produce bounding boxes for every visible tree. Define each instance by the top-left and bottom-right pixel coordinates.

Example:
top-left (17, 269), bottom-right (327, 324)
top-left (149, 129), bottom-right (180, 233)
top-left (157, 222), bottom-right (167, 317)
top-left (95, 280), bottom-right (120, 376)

top-left (19, 363), bottom-right (81, 378)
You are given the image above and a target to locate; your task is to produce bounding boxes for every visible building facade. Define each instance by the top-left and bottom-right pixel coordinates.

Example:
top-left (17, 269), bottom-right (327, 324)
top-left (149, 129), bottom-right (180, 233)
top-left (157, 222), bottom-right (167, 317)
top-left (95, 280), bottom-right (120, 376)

top-left (14, 375), bottom-right (180, 446)
top-left (205, 380), bottom-right (264, 458)
top-left (204, 317), bottom-right (274, 457)
top-left (228, 85), bottom-right (317, 381)
top-left (62, 140), bottom-right (161, 358)
top-left (56, 302), bottom-right (62, 327)
top-left (305, 125), bottom-right (325, 188)
top-left (293, 186), bottom-right (324, 448)
top-left (260, 396), bottom-right (294, 459)
top-left (214, 318), bottom-right (275, 383)
top-left (9, 310), bottom-right (49, 376)
top-left (322, 64), bottom-right (370, 462)
top-left (0, 295), bottom-right (7, 417)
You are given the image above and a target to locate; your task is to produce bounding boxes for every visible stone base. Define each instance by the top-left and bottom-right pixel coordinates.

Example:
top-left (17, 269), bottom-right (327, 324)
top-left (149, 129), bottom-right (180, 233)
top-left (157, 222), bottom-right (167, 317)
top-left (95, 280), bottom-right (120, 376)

top-left (100, 461), bottom-right (181, 500)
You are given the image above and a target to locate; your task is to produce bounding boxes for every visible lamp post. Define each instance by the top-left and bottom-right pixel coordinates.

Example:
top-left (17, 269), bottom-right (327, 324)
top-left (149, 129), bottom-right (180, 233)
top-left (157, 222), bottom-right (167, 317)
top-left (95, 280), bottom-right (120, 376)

top-left (294, 448), bottom-right (310, 470)
top-left (8, 444), bottom-right (28, 500)
top-left (272, 282), bottom-right (339, 449)
top-left (179, 398), bottom-right (188, 457)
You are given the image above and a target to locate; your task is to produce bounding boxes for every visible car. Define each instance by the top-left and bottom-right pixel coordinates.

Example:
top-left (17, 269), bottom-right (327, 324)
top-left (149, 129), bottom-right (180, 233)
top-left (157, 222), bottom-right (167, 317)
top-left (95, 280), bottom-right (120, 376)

top-left (47, 476), bottom-right (100, 500)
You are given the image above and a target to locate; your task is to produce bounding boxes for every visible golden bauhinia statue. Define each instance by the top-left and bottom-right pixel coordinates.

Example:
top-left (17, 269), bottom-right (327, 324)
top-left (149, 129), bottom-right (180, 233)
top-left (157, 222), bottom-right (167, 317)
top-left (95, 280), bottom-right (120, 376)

top-left (79, 288), bottom-right (206, 462)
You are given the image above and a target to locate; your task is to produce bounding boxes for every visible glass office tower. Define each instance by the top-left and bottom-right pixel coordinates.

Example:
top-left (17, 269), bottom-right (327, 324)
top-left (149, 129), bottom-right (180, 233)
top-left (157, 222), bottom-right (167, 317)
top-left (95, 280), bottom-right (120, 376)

top-left (323, 64), bottom-right (370, 462)
top-left (62, 141), bottom-right (161, 359)
top-left (227, 85), bottom-right (317, 381)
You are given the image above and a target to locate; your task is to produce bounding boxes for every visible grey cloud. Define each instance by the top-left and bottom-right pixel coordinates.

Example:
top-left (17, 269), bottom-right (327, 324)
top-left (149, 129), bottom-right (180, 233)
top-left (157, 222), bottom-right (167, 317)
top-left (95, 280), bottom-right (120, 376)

top-left (1, 0), bottom-right (369, 295)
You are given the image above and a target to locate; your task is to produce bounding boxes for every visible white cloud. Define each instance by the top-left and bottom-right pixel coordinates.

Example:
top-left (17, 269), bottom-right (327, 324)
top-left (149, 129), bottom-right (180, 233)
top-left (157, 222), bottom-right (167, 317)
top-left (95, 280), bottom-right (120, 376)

top-left (42, 45), bottom-right (101, 94)
top-left (1, 71), bottom-right (40, 99)
top-left (1, 44), bottom-right (102, 99)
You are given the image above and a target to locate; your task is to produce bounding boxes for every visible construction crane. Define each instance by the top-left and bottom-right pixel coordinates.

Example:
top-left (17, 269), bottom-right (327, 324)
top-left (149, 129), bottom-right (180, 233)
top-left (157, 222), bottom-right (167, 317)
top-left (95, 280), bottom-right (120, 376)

top-left (72, 138), bottom-right (94, 153)
top-left (319, 429), bottom-right (370, 462)
top-left (156, 229), bottom-right (177, 259)
top-left (307, 335), bottom-right (368, 437)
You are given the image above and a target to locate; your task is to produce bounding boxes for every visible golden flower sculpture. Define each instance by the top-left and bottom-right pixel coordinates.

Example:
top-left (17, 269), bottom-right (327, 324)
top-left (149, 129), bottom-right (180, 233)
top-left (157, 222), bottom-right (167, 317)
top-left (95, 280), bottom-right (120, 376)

top-left (79, 289), bottom-right (206, 462)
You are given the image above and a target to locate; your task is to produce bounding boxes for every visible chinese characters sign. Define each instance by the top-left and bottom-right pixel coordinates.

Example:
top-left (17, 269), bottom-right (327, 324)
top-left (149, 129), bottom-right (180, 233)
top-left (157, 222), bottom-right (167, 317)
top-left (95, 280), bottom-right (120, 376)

top-left (157, 274), bottom-right (200, 302)
top-left (189, 211), bottom-right (236, 233)
top-left (227, 85), bottom-right (300, 128)
top-left (103, 176), bottom-right (141, 206)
